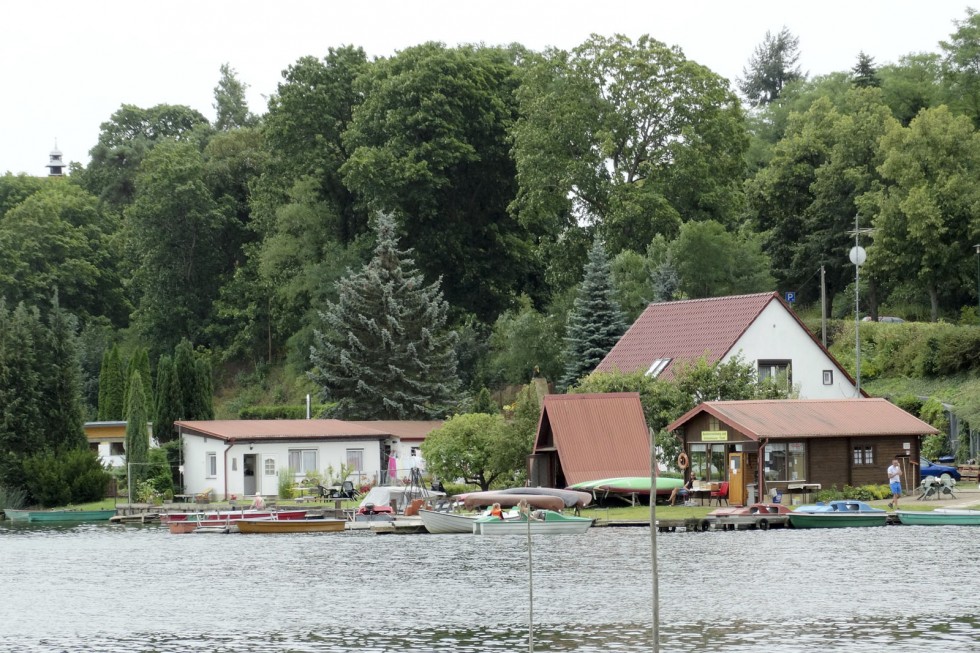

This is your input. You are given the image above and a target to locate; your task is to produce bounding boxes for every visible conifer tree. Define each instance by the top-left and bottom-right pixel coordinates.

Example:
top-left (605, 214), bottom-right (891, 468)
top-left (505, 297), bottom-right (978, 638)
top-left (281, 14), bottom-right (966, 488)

top-left (0, 301), bottom-right (43, 487)
top-left (469, 387), bottom-right (499, 415)
top-left (193, 357), bottom-right (215, 420)
top-left (99, 345), bottom-right (124, 420)
top-left (124, 370), bottom-right (150, 485)
top-left (153, 355), bottom-right (180, 443)
top-left (559, 239), bottom-right (627, 390)
top-left (123, 348), bottom-right (153, 418)
top-left (38, 296), bottom-right (86, 451)
top-left (851, 51), bottom-right (881, 88)
top-left (173, 339), bottom-right (196, 419)
top-left (309, 212), bottom-right (460, 419)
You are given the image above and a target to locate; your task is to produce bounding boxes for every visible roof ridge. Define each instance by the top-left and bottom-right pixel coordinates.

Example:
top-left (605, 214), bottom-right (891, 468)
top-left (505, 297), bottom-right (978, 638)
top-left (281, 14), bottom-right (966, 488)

top-left (645, 291), bottom-right (776, 308)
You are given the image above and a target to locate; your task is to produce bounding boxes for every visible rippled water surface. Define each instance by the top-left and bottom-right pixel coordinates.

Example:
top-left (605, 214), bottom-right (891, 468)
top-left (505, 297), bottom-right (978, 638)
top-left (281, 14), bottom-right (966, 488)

top-left (1, 522), bottom-right (977, 652)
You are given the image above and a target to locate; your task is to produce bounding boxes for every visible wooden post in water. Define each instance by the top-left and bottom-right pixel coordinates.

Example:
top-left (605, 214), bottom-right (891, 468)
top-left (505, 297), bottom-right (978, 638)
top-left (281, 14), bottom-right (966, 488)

top-left (524, 499), bottom-right (534, 652)
top-left (650, 428), bottom-right (659, 652)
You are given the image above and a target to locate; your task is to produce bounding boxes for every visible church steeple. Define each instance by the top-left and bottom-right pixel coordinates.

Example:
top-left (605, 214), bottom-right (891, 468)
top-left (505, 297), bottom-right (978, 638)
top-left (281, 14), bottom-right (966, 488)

top-left (46, 141), bottom-right (66, 176)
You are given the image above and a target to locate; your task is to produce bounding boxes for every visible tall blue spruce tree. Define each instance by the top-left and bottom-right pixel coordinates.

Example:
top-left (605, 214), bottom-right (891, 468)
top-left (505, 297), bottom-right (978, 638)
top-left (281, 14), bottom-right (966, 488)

top-left (309, 212), bottom-right (460, 419)
top-left (559, 239), bottom-right (628, 390)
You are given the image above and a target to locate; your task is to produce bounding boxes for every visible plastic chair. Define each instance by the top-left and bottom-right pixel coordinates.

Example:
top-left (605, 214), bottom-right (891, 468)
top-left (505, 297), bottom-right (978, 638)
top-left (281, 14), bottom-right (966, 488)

top-left (918, 476), bottom-right (938, 500)
top-left (711, 482), bottom-right (729, 506)
top-left (938, 474), bottom-right (957, 499)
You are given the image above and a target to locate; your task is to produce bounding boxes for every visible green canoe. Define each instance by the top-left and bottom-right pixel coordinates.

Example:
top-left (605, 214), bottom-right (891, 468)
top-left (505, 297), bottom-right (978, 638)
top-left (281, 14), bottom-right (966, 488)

top-left (569, 477), bottom-right (684, 495)
top-left (897, 509), bottom-right (980, 526)
top-left (8, 509), bottom-right (117, 523)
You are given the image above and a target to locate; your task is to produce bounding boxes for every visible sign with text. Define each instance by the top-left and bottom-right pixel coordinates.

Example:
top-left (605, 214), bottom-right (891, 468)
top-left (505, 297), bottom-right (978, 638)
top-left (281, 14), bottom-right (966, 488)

top-left (701, 430), bottom-right (729, 441)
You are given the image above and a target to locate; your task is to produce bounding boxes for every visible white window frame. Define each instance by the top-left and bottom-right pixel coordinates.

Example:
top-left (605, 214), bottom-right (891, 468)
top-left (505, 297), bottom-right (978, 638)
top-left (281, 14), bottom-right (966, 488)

top-left (288, 449), bottom-right (318, 475)
top-left (346, 448), bottom-right (364, 472)
top-left (206, 452), bottom-right (217, 479)
top-left (645, 358), bottom-right (671, 378)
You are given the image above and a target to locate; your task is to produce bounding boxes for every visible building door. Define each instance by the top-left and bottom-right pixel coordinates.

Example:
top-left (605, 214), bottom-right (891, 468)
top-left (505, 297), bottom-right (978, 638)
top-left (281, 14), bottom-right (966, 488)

top-left (728, 452), bottom-right (744, 506)
top-left (243, 454), bottom-right (257, 496)
top-left (261, 455), bottom-right (278, 497)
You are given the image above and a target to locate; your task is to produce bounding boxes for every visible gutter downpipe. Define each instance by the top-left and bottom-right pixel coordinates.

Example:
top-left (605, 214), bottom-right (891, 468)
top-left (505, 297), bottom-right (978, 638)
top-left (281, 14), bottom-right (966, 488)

top-left (223, 439), bottom-right (235, 501)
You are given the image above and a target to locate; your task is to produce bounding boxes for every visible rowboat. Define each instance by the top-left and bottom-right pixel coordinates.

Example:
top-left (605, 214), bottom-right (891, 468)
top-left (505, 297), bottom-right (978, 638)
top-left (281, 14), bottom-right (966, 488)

top-left (472, 509), bottom-right (593, 535)
top-left (166, 510), bottom-right (307, 534)
top-left (460, 492), bottom-right (565, 511)
top-left (237, 518), bottom-right (346, 534)
top-left (897, 509), bottom-right (980, 526)
top-left (161, 509), bottom-right (307, 523)
top-left (568, 477), bottom-right (684, 496)
top-left (3, 508), bottom-right (116, 523)
top-left (788, 500), bottom-right (887, 528)
top-left (418, 509), bottom-right (478, 534)
top-left (707, 503), bottom-right (792, 530)
top-left (492, 487), bottom-right (592, 508)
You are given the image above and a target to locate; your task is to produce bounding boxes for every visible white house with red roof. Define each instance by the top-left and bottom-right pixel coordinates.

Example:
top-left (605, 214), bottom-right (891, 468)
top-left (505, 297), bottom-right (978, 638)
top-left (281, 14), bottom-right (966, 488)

top-left (597, 292), bottom-right (860, 399)
top-left (176, 419), bottom-right (442, 500)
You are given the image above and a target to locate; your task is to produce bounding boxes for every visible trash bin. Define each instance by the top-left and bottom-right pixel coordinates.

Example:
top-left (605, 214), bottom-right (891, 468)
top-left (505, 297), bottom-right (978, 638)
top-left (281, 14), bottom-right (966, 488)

top-left (746, 483), bottom-right (757, 505)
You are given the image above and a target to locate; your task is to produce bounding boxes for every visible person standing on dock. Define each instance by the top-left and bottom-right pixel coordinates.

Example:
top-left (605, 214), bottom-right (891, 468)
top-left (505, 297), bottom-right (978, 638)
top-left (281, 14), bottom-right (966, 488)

top-left (887, 459), bottom-right (903, 510)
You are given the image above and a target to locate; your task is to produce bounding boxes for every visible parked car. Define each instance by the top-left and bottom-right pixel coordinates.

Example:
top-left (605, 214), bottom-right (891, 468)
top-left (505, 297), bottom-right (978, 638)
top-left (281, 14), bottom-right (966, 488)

top-left (919, 457), bottom-right (961, 481)
top-left (861, 316), bottom-right (905, 323)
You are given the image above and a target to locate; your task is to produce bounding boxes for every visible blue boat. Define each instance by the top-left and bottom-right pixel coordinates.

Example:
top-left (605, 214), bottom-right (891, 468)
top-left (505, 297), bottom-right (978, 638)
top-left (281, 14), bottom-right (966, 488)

top-left (788, 500), bottom-right (887, 529)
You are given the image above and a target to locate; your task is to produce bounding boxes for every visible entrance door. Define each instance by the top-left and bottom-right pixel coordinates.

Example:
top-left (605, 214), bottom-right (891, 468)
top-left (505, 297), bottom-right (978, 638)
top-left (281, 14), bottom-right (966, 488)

top-left (243, 454), bottom-right (257, 496)
top-left (261, 455), bottom-right (279, 497)
top-left (728, 452), bottom-right (744, 506)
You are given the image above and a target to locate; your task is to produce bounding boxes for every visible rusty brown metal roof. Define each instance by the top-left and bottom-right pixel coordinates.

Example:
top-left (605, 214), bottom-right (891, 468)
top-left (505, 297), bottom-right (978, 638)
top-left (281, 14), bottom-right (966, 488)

top-left (597, 292), bottom-right (778, 379)
top-left (175, 420), bottom-right (390, 441)
top-left (534, 393), bottom-right (651, 485)
top-left (667, 399), bottom-right (940, 439)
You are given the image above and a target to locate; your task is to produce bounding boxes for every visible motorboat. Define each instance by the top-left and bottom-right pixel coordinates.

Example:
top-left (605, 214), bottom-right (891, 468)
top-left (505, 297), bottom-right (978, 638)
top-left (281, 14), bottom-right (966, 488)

top-left (2, 508), bottom-right (116, 523)
top-left (161, 509), bottom-right (306, 523)
top-left (166, 510), bottom-right (307, 533)
top-left (788, 500), bottom-right (887, 528)
top-left (706, 503), bottom-right (792, 530)
top-left (237, 518), bottom-right (346, 533)
top-left (897, 508), bottom-right (980, 526)
top-left (472, 509), bottom-right (593, 535)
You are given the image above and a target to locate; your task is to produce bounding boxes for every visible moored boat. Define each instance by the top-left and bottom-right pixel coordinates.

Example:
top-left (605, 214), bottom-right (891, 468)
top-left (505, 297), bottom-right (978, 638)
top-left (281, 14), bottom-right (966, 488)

top-left (162, 509), bottom-right (307, 524)
top-left (788, 500), bottom-right (886, 529)
top-left (897, 509), bottom-right (980, 526)
top-left (568, 476), bottom-right (684, 496)
top-left (460, 492), bottom-right (565, 512)
top-left (237, 518), bottom-right (346, 534)
top-left (707, 503), bottom-right (792, 530)
top-left (4, 508), bottom-right (116, 523)
top-left (418, 509), bottom-right (478, 534)
top-left (472, 509), bottom-right (593, 535)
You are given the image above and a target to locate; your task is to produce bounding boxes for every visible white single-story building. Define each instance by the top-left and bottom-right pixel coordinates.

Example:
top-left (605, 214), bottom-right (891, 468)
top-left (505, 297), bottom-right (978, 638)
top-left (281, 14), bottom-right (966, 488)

top-left (84, 421), bottom-right (155, 468)
top-left (175, 419), bottom-right (442, 500)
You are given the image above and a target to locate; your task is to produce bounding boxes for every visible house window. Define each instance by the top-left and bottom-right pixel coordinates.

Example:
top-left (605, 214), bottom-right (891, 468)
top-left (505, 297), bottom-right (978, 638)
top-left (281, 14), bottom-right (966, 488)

top-left (110, 442), bottom-right (125, 456)
top-left (759, 360), bottom-right (792, 388)
top-left (689, 444), bottom-right (725, 482)
top-left (764, 442), bottom-right (806, 481)
top-left (853, 446), bottom-right (874, 466)
top-left (288, 449), bottom-right (318, 475)
top-left (823, 370), bottom-right (834, 385)
top-left (645, 358), bottom-right (672, 378)
top-left (264, 458), bottom-right (276, 475)
top-left (347, 448), bottom-right (364, 472)
top-left (206, 452), bottom-right (217, 478)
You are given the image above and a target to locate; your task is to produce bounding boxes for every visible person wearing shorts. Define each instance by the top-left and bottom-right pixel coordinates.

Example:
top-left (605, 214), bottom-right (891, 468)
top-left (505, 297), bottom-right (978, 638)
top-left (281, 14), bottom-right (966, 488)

top-left (887, 459), bottom-right (902, 509)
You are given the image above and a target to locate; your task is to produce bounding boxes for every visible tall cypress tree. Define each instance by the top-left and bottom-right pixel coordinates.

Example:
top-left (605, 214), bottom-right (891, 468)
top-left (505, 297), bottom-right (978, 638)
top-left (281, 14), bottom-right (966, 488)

top-left (153, 354), bottom-right (180, 443)
top-left (0, 301), bottom-right (43, 488)
top-left (193, 357), bottom-right (215, 420)
top-left (125, 370), bottom-right (150, 485)
top-left (309, 212), bottom-right (460, 419)
top-left (100, 345), bottom-right (125, 420)
top-left (123, 348), bottom-right (153, 418)
top-left (559, 239), bottom-right (627, 390)
top-left (38, 296), bottom-right (86, 451)
top-left (97, 349), bottom-right (111, 421)
top-left (173, 339), bottom-right (196, 420)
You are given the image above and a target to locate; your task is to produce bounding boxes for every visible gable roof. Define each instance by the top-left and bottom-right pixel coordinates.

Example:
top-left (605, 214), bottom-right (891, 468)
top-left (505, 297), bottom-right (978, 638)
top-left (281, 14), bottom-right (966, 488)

top-left (666, 399), bottom-right (940, 439)
top-left (533, 393), bottom-right (650, 485)
top-left (346, 421), bottom-right (443, 441)
top-left (597, 292), bottom-right (778, 379)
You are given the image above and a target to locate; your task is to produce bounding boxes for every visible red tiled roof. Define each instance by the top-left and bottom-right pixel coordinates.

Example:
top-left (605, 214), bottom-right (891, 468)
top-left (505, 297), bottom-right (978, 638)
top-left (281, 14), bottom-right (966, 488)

top-left (597, 292), bottom-right (778, 379)
top-left (175, 420), bottom-right (390, 441)
top-left (666, 399), bottom-right (940, 439)
top-left (534, 393), bottom-right (651, 485)
top-left (346, 421), bottom-right (443, 440)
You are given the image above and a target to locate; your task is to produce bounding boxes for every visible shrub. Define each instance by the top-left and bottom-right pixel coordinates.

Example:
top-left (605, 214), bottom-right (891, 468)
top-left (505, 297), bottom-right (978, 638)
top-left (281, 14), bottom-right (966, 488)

top-left (0, 484), bottom-right (28, 510)
top-left (22, 448), bottom-right (110, 507)
top-left (278, 467), bottom-right (296, 499)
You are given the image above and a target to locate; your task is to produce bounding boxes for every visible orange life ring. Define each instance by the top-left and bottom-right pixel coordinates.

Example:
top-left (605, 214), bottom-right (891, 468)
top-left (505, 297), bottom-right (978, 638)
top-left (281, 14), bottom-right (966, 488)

top-left (677, 452), bottom-right (690, 470)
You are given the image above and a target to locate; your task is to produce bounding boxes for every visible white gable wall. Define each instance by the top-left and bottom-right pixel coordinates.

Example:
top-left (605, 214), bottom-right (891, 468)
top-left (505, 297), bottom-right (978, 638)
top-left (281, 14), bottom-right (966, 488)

top-left (181, 434), bottom-right (386, 499)
top-left (726, 301), bottom-right (858, 399)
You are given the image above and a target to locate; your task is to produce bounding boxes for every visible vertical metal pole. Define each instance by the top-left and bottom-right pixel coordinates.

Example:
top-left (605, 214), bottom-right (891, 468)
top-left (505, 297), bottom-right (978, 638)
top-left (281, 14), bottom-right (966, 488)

top-left (820, 265), bottom-right (827, 347)
top-left (855, 258), bottom-right (861, 396)
top-left (650, 429), bottom-right (659, 652)
top-left (527, 503), bottom-right (534, 653)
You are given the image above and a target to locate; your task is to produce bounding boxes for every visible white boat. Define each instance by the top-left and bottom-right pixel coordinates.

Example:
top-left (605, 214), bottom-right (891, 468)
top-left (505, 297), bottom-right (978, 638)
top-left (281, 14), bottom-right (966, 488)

top-left (418, 509), bottom-right (478, 534)
top-left (472, 509), bottom-right (593, 535)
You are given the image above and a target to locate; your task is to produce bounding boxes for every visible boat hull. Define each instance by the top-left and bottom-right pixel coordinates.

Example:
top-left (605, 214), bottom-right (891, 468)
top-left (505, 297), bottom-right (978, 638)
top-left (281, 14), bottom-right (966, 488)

top-left (897, 509), bottom-right (980, 526)
top-left (473, 510), bottom-right (593, 535)
top-left (568, 477), bottom-right (684, 495)
top-left (418, 509), bottom-right (477, 534)
top-left (162, 509), bottom-right (307, 523)
top-left (237, 518), bottom-right (346, 534)
top-left (4, 509), bottom-right (116, 523)
top-left (788, 513), bottom-right (887, 528)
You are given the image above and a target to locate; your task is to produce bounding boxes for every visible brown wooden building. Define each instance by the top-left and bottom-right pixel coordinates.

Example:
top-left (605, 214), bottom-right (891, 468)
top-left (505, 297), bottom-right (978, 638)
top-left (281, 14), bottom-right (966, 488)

top-left (667, 399), bottom-right (939, 506)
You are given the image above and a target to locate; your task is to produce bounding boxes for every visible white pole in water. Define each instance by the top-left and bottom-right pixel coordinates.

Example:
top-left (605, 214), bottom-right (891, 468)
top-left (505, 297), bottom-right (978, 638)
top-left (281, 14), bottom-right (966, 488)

top-left (526, 500), bottom-right (534, 652)
top-left (650, 428), bottom-right (659, 652)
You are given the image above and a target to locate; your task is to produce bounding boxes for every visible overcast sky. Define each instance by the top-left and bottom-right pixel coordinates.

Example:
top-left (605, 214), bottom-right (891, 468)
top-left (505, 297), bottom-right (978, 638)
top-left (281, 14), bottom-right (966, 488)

top-left (0, 0), bottom-right (969, 176)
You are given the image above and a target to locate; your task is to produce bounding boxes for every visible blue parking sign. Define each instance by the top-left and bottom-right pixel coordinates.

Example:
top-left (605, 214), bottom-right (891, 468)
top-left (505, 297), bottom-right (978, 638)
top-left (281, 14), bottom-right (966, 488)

top-left (785, 291), bottom-right (796, 303)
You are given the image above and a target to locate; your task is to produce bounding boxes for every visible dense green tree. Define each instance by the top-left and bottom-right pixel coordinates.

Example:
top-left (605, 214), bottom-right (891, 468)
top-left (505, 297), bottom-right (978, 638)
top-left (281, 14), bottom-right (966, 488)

top-left (123, 347), bottom-right (152, 418)
top-left (610, 250), bottom-right (654, 322)
top-left (37, 296), bottom-right (86, 451)
top-left (865, 106), bottom-right (980, 320)
top-left (671, 221), bottom-right (774, 298)
top-left (487, 295), bottom-right (564, 385)
top-left (213, 63), bottom-right (256, 131)
top-left (97, 345), bottom-right (125, 421)
top-left (125, 141), bottom-right (226, 353)
top-left (878, 54), bottom-right (943, 126)
top-left (173, 339), bottom-right (197, 419)
top-left (0, 301), bottom-right (43, 487)
top-left (80, 103), bottom-right (211, 208)
top-left (940, 7), bottom-right (980, 126)
top-left (559, 240), bottom-right (627, 390)
top-left (124, 370), bottom-right (150, 486)
top-left (309, 213), bottom-right (460, 419)
top-left (852, 51), bottom-right (881, 88)
top-left (421, 412), bottom-right (530, 490)
top-left (509, 382), bottom-right (542, 448)
top-left (153, 354), bottom-right (180, 443)
top-left (343, 42), bottom-right (540, 322)
top-left (0, 183), bottom-right (126, 323)
top-left (738, 27), bottom-right (804, 107)
top-left (513, 33), bottom-right (747, 276)
top-left (193, 356), bottom-right (215, 420)
top-left (468, 387), bottom-right (499, 415)
top-left (0, 173), bottom-right (45, 219)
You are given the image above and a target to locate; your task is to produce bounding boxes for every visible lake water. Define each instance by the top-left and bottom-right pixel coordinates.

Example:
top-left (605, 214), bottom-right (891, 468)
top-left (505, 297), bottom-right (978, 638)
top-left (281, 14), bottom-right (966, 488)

top-left (0, 521), bottom-right (977, 652)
